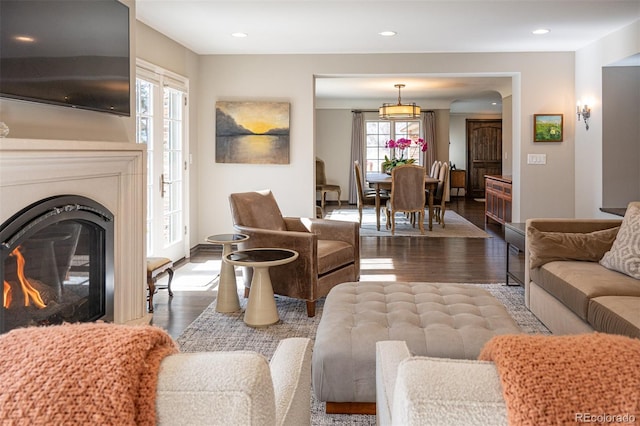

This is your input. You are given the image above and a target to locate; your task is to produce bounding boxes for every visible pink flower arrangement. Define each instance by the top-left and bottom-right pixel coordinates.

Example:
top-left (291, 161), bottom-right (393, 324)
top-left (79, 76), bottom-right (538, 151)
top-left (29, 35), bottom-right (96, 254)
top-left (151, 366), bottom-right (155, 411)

top-left (385, 137), bottom-right (427, 152)
top-left (382, 137), bottom-right (428, 173)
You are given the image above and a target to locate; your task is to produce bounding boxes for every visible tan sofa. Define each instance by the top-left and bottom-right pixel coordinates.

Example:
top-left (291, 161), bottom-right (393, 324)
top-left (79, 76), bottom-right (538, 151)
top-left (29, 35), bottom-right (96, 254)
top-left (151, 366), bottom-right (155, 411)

top-left (524, 215), bottom-right (640, 338)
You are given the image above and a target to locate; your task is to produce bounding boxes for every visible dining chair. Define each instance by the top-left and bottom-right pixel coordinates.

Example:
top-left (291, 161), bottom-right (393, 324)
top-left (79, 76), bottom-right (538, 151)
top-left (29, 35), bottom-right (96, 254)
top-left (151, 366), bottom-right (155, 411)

top-left (316, 157), bottom-right (341, 210)
top-left (385, 164), bottom-right (426, 235)
top-left (354, 161), bottom-right (389, 225)
top-left (431, 162), bottom-right (450, 227)
top-left (429, 160), bottom-right (442, 178)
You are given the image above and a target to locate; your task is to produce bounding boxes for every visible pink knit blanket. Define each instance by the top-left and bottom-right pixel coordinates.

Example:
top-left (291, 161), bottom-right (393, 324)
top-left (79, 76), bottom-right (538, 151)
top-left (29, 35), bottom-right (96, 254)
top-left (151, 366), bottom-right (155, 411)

top-left (0, 323), bottom-right (178, 425)
top-left (479, 333), bottom-right (640, 425)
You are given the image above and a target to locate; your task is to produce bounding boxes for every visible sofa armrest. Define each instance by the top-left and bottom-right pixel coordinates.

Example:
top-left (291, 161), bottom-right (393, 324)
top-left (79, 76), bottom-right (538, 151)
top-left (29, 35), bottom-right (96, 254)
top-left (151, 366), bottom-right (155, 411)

top-left (378, 341), bottom-right (507, 426)
top-left (270, 338), bottom-right (313, 426)
top-left (376, 341), bottom-right (412, 426)
top-left (392, 356), bottom-right (508, 426)
top-left (156, 351), bottom-right (276, 425)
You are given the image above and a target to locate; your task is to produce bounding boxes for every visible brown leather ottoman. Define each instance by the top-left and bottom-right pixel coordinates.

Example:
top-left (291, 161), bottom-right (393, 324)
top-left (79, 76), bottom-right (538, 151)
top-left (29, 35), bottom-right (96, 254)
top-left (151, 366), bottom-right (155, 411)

top-left (311, 281), bottom-right (521, 414)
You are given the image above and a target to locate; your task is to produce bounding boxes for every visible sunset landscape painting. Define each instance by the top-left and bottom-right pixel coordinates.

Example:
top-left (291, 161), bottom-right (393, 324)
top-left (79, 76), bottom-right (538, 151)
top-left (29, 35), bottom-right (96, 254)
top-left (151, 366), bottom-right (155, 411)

top-left (215, 101), bottom-right (290, 164)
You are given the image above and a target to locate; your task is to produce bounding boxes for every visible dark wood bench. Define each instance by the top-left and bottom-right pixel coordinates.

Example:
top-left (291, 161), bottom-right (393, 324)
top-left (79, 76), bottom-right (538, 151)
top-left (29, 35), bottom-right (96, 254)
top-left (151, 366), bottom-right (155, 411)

top-left (147, 257), bottom-right (174, 313)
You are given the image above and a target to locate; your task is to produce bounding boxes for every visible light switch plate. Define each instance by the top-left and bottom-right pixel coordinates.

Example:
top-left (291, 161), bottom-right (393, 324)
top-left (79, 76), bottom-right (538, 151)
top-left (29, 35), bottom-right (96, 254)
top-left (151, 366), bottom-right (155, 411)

top-left (527, 154), bottom-right (547, 165)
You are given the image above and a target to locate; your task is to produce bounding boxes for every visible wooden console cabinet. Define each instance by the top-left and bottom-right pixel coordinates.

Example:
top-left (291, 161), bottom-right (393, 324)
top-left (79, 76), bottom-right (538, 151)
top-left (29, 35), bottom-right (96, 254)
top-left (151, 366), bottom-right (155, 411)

top-left (485, 175), bottom-right (512, 225)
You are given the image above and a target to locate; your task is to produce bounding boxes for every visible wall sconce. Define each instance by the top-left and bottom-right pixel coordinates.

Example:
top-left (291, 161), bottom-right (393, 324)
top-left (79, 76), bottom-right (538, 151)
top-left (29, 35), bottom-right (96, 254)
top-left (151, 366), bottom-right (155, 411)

top-left (576, 103), bottom-right (591, 131)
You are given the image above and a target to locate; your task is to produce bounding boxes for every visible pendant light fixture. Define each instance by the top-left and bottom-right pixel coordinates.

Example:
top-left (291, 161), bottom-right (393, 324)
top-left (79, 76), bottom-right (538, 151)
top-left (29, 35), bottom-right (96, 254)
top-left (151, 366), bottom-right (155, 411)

top-left (379, 84), bottom-right (421, 119)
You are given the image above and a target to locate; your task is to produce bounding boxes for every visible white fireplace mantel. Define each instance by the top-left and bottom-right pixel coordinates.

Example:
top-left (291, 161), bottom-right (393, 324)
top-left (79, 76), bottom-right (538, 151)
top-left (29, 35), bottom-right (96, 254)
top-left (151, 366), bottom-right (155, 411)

top-left (0, 138), bottom-right (148, 325)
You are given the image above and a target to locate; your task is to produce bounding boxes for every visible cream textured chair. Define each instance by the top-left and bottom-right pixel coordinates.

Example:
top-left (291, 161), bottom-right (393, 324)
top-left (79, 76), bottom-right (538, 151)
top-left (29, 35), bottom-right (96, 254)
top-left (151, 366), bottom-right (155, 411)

top-left (385, 165), bottom-right (426, 235)
top-left (376, 340), bottom-right (507, 426)
top-left (229, 190), bottom-right (359, 317)
top-left (315, 157), bottom-right (341, 210)
top-left (157, 338), bottom-right (313, 426)
top-left (354, 160), bottom-right (389, 225)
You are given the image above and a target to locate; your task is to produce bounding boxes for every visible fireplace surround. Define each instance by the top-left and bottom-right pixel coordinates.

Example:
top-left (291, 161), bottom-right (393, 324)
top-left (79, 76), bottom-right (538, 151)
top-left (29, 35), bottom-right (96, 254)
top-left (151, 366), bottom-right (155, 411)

top-left (0, 139), bottom-right (147, 330)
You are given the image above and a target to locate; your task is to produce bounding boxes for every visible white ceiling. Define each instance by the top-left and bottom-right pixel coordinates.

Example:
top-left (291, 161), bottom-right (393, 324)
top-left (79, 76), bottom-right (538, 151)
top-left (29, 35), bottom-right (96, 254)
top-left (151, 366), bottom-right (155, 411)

top-left (136, 0), bottom-right (640, 112)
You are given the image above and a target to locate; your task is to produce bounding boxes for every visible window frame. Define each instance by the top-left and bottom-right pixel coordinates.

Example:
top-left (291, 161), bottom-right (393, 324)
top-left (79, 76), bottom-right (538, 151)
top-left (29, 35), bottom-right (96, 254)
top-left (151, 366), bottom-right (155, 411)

top-left (365, 119), bottom-right (423, 173)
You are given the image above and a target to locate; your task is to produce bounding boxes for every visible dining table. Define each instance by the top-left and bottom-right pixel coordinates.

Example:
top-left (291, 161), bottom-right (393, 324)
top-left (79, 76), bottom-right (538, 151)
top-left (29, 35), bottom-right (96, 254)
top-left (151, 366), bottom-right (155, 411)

top-left (366, 172), bottom-right (440, 231)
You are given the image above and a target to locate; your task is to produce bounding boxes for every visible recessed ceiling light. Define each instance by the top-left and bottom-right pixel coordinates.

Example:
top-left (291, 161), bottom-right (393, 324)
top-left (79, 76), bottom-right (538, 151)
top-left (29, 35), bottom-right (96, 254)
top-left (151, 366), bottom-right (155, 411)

top-left (379, 31), bottom-right (397, 37)
top-left (232, 32), bottom-right (248, 38)
top-left (13, 35), bottom-right (35, 43)
top-left (492, 102), bottom-right (498, 105)
top-left (532, 28), bottom-right (550, 35)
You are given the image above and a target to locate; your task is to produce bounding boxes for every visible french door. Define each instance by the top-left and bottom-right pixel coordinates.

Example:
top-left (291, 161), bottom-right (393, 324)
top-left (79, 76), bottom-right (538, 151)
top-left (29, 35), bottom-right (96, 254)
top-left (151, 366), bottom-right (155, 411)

top-left (135, 60), bottom-right (189, 261)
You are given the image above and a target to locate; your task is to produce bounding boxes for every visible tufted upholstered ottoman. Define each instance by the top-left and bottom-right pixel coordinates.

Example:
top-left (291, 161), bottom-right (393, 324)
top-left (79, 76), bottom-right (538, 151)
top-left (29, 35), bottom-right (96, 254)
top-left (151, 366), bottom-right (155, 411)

top-left (311, 281), bottom-right (521, 413)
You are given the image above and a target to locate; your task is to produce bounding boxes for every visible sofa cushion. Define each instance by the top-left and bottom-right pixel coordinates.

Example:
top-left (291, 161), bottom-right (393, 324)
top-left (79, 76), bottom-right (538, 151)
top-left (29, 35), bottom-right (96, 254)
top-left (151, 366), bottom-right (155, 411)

top-left (527, 226), bottom-right (619, 269)
top-left (531, 261), bottom-right (640, 320)
top-left (599, 202), bottom-right (640, 279)
top-left (588, 296), bottom-right (640, 338)
top-left (317, 240), bottom-right (353, 275)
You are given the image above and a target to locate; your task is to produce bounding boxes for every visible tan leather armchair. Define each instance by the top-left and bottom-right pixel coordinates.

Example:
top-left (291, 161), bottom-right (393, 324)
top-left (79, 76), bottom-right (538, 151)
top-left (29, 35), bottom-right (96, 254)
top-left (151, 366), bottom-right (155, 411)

top-left (229, 190), bottom-right (359, 317)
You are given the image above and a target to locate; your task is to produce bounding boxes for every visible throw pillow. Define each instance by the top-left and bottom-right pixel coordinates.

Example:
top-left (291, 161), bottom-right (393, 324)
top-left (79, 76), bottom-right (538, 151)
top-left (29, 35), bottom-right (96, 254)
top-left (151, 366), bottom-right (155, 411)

top-left (527, 226), bottom-right (620, 269)
top-left (599, 202), bottom-right (640, 279)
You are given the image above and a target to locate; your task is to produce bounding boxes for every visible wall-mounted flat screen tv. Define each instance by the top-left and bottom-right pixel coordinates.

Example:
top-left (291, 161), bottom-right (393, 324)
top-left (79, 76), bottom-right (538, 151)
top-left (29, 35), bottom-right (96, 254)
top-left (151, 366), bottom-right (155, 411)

top-left (0, 0), bottom-right (130, 116)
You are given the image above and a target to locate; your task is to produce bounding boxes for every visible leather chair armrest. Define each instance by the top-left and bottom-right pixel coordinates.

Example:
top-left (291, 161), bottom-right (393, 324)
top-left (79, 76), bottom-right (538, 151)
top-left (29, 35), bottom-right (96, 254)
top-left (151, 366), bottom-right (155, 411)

top-left (307, 218), bottom-right (359, 245)
top-left (233, 225), bottom-right (317, 256)
top-left (281, 217), bottom-right (358, 246)
top-left (232, 225), bottom-right (318, 284)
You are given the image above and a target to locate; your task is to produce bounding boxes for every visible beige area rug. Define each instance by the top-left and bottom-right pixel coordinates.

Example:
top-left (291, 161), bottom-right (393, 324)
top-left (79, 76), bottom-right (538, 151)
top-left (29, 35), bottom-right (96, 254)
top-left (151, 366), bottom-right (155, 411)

top-left (176, 283), bottom-right (549, 426)
top-left (325, 207), bottom-right (490, 238)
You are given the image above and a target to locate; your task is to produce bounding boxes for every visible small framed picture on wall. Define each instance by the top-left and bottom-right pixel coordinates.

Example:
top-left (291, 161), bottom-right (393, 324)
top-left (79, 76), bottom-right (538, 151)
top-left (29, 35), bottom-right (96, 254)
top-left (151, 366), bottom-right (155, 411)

top-left (534, 114), bottom-right (563, 142)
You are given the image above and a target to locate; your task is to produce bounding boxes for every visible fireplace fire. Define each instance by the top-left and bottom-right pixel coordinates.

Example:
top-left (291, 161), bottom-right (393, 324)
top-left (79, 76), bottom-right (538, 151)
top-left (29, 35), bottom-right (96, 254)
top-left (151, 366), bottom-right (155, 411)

top-left (0, 196), bottom-right (114, 334)
top-left (3, 246), bottom-right (47, 309)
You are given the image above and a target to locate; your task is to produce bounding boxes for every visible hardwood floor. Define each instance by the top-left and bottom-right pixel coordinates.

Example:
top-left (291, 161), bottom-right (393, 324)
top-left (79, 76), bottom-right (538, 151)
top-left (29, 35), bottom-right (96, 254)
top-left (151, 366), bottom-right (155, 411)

top-left (151, 197), bottom-right (509, 338)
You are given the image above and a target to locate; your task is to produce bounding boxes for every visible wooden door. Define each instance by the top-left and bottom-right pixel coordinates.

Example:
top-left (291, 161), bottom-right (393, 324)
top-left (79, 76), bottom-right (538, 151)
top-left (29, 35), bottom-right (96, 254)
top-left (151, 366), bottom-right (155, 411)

top-left (466, 119), bottom-right (502, 199)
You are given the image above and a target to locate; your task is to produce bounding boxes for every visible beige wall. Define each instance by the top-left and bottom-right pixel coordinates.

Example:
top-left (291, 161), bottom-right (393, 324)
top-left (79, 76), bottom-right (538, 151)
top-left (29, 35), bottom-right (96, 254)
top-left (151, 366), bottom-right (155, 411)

top-left (575, 20), bottom-right (640, 218)
top-left (195, 52), bottom-right (577, 239)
